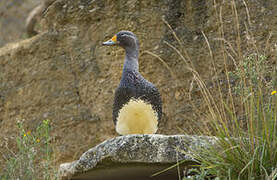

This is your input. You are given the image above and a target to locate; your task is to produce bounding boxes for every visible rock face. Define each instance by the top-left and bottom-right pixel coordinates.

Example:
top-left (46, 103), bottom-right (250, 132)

top-left (25, 0), bottom-right (57, 37)
top-left (0, 0), bottom-right (42, 47)
top-left (58, 134), bottom-right (217, 180)
top-left (0, 0), bottom-right (276, 164)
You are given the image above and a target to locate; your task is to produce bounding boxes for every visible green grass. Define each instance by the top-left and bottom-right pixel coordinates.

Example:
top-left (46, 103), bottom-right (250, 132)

top-left (0, 120), bottom-right (57, 180)
top-left (157, 0), bottom-right (277, 179)
top-left (188, 88), bottom-right (277, 179)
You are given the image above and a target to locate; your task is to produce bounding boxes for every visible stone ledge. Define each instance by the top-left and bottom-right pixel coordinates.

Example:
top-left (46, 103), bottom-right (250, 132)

top-left (59, 134), bottom-right (217, 180)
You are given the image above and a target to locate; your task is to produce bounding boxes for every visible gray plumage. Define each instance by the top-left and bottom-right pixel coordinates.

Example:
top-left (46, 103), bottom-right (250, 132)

top-left (103, 31), bottom-right (162, 134)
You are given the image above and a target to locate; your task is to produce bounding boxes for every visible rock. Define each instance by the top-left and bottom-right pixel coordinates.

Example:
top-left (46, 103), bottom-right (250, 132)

top-left (58, 134), bottom-right (217, 180)
top-left (25, 0), bottom-right (57, 37)
top-left (0, 0), bottom-right (42, 47)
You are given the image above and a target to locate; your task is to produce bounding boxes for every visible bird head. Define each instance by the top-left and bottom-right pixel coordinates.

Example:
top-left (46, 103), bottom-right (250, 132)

top-left (103, 31), bottom-right (139, 50)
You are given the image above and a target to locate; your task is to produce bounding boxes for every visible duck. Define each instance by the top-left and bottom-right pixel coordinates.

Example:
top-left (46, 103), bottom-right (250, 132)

top-left (103, 31), bottom-right (162, 135)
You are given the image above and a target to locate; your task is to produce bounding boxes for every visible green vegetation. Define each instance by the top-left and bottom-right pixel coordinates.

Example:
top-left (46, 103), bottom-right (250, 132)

top-left (0, 120), bottom-right (57, 180)
top-left (229, 54), bottom-right (271, 94)
top-left (179, 53), bottom-right (277, 179)
top-left (187, 59), bottom-right (277, 179)
top-left (158, 0), bottom-right (277, 179)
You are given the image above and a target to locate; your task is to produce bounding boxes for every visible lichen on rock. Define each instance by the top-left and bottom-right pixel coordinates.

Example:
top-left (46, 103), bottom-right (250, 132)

top-left (58, 134), bottom-right (217, 180)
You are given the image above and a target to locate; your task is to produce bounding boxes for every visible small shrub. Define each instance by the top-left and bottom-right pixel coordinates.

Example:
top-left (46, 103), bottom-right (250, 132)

top-left (228, 54), bottom-right (269, 95)
top-left (0, 119), bottom-right (57, 180)
top-left (190, 91), bottom-right (277, 179)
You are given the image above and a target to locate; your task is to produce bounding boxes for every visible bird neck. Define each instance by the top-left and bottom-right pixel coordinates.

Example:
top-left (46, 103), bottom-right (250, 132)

top-left (123, 47), bottom-right (139, 72)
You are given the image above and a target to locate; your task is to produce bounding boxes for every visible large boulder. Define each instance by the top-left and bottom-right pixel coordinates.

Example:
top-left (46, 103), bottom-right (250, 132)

top-left (58, 134), bottom-right (217, 180)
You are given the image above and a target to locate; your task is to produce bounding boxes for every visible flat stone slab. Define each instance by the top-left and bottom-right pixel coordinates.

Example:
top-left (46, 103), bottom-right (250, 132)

top-left (59, 134), bottom-right (217, 180)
